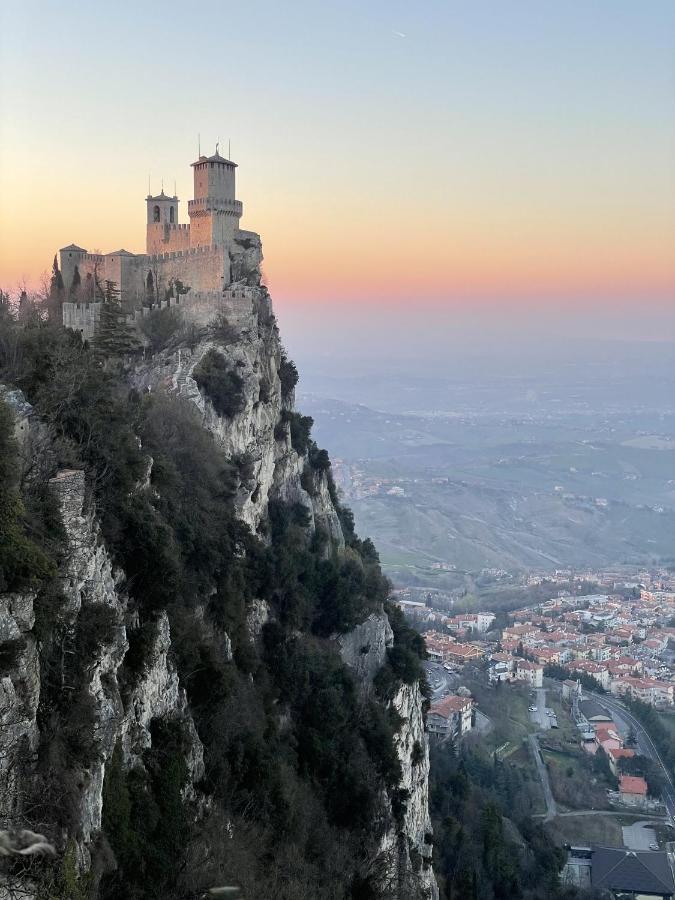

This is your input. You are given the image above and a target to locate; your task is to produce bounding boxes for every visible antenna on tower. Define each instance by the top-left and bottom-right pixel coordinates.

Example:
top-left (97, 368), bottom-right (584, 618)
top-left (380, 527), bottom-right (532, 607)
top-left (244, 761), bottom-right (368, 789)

top-left (148, 173), bottom-right (151, 195)
top-left (228, 138), bottom-right (231, 159)
top-left (161, 177), bottom-right (164, 193)
top-left (198, 133), bottom-right (201, 157)
top-left (216, 137), bottom-right (220, 155)
top-left (173, 179), bottom-right (176, 197)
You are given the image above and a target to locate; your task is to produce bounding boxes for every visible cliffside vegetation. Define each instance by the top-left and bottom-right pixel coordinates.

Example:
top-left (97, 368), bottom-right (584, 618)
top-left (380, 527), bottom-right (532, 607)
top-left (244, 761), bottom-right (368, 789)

top-left (0, 299), bottom-right (428, 899)
top-left (430, 745), bottom-right (583, 900)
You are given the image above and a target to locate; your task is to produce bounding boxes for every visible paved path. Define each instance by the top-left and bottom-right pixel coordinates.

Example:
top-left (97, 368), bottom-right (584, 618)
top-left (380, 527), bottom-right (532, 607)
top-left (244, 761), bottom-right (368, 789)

top-left (528, 732), bottom-right (557, 820)
top-left (530, 687), bottom-right (551, 731)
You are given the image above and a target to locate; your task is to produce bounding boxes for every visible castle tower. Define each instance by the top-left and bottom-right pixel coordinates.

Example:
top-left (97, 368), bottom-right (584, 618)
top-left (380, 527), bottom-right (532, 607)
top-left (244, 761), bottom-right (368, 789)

top-left (146, 189), bottom-right (180, 254)
top-left (188, 147), bottom-right (243, 247)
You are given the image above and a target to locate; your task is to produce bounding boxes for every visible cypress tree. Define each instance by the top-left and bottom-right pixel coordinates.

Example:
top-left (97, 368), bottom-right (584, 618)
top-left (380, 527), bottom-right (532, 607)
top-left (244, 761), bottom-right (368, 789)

top-left (69, 264), bottom-right (81, 298)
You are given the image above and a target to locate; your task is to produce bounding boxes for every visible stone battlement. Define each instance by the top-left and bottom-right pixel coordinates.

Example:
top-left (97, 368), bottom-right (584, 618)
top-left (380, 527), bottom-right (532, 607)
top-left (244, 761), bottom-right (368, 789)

top-left (147, 244), bottom-right (222, 263)
top-left (62, 286), bottom-right (261, 341)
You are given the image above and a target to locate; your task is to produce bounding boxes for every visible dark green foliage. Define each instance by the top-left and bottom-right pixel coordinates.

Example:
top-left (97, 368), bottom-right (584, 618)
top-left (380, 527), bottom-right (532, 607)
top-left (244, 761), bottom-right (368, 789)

top-left (92, 282), bottom-right (141, 357)
top-left (138, 306), bottom-right (183, 353)
top-left (0, 400), bottom-right (54, 591)
top-left (309, 443), bottom-right (330, 471)
top-left (544, 662), bottom-right (605, 694)
top-left (100, 724), bottom-right (190, 900)
top-left (122, 620), bottom-right (158, 682)
top-left (0, 307), bottom-right (412, 898)
top-left (278, 353), bottom-right (299, 399)
top-left (431, 745), bottom-right (568, 899)
top-left (277, 410), bottom-right (314, 454)
top-left (623, 698), bottom-right (675, 771)
top-left (193, 348), bottom-right (246, 418)
top-left (0, 636), bottom-right (26, 674)
top-left (375, 602), bottom-right (428, 700)
top-left (209, 311), bottom-right (239, 345)
top-left (618, 752), bottom-right (665, 797)
top-left (74, 604), bottom-right (120, 662)
top-left (266, 499), bottom-right (387, 635)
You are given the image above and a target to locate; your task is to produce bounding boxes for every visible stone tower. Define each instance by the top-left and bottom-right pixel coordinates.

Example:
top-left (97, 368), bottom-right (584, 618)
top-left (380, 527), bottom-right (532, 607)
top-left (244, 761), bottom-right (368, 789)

top-left (188, 148), bottom-right (243, 247)
top-left (146, 189), bottom-right (180, 254)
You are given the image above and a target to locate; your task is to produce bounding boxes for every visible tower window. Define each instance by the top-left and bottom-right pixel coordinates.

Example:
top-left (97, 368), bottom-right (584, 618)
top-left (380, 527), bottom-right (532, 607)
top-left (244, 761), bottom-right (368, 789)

top-left (169, 206), bottom-right (175, 223)
top-left (153, 205), bottom-right (160, 222)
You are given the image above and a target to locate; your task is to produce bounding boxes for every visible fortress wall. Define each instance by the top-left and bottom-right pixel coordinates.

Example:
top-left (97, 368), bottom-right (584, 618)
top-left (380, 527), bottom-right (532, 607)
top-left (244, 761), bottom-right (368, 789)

top-left (151, 245), bottom-right (230, 293)
top-left (62, 287), bottom-right (261, 343)
top-left (146, 222), bottom-right (191, 255)
top-left (62, 301), bottom-right (102, 340)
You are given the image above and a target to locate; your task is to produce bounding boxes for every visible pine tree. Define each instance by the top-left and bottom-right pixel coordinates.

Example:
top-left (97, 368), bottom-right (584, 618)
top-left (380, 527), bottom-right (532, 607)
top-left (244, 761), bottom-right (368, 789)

top-left (92, 281), bottom-right (140, 357)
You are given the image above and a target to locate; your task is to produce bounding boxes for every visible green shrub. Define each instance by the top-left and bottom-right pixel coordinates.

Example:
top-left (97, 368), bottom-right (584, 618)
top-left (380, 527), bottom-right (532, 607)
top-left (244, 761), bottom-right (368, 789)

top-left (277, 410), bottom-right (314, 454)
top-left (193, 349), bottom-right (246, 418)
top-left (278, 354), bottom-right (299, 399)
top-left (209, 312), bottom-right (239, 346)
top-left (138, 306), bottom-right (182, 353)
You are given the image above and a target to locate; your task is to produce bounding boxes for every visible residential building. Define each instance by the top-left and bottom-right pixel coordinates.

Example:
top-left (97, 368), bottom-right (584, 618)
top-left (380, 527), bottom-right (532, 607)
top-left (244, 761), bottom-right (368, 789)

top-left (427, 695), bottom-right (473, 739)
top-left (514, 659), bottom-right (544, 688)
top-left (619, 774), bottom-right (648, 807)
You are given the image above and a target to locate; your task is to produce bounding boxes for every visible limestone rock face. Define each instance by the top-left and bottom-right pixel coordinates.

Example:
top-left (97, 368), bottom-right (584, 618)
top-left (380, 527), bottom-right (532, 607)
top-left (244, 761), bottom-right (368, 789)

top-left (339, 614), bottom-right (438, 899)
top-left (337, 607), bottom-right (394, 686)
top-left (134, 291), bottom-right (344, 545)
top-left (383, 681), bottom-right (438, 900)
top-left (0, 592), bottom-right (40, 824)
top-left (34, 471), bottom-right (201, 858)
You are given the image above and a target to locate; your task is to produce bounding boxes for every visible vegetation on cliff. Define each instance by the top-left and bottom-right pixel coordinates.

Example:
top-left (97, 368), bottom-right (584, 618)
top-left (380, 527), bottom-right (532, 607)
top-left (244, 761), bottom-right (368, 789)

top-left (0, 300), bottom-right (427, 899)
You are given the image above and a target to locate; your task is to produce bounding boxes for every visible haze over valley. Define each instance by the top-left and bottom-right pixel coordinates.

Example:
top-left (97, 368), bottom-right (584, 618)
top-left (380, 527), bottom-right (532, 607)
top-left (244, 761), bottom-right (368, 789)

top-left (292, 331), bottom-right (675, 587)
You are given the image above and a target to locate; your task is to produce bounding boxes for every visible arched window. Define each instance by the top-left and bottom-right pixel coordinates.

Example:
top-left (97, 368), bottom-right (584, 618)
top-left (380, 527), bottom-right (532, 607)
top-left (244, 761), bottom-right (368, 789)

top-left (169, 206), bottom-right (175, 224)
top-left (153, 205), bottom-right (160, 223)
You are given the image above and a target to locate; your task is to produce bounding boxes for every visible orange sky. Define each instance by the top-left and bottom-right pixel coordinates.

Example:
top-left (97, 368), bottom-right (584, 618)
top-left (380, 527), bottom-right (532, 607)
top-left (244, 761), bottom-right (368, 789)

top-left (1, 1), bottom-right (674, 310)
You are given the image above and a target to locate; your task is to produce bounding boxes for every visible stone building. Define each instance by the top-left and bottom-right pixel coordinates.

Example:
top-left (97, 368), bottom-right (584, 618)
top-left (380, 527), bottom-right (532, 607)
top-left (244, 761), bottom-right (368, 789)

top-left (60, 147), bottom-right (263, 338)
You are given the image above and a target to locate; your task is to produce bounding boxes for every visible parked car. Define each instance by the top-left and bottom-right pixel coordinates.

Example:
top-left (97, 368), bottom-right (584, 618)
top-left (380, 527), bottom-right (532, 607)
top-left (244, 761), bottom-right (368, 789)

top-left (529, 706), bottom-right (537, 712)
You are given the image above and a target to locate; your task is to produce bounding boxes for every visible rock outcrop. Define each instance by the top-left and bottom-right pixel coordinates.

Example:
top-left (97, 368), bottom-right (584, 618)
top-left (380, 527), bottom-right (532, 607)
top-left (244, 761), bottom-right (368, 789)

top-left (0, 282), bottom-right (436, 898)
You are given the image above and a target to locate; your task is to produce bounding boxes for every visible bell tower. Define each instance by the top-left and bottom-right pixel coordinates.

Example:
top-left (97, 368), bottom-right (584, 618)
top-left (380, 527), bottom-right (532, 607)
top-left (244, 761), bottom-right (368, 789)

top-left (146, 189), bottom-right (179, 254)
top-left (188, 146), bottom-right (243, 247)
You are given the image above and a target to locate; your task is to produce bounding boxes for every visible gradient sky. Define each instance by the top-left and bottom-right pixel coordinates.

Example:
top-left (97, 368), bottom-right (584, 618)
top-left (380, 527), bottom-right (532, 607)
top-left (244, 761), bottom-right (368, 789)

top-left (1, 1), bottom-right (674, 320)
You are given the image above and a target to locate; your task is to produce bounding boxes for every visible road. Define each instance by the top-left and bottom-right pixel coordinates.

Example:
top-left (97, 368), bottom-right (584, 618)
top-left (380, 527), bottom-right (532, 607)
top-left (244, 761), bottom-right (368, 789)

top-left (424, 661), bottom-right (458, 703)
top-left (547, 810), bottom-right (665, 820)
top-left (528, 732), bottom-right (557, 820)
top-left (583, 691), bottom-right (675, 822)
top-left (529, 687), bottom-right (551, 731)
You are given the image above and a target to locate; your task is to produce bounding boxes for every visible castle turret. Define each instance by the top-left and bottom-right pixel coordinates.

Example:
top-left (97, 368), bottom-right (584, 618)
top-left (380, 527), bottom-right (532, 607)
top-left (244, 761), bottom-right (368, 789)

top-left (146, 190), bottom-right (182, 254)
top-left (188, 148), bottom-right (243, 247)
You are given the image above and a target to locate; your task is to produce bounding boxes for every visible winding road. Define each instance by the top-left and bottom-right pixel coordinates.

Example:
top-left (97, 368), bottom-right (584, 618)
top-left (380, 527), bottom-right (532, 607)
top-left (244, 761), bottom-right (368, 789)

top-left (582, 691), bottom-right (675, 823)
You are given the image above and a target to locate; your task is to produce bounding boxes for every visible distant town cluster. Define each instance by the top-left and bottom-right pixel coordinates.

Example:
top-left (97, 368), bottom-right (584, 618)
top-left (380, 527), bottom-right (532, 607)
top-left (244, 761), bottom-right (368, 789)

top-left (396, 572), bottom-right (675, 750)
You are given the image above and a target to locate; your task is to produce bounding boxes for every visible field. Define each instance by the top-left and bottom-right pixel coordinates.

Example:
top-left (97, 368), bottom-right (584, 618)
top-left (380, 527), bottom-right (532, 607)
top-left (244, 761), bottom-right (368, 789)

top-left (461, 674), bottom-right (547, 815)
top-left (546, 815), bottom-right (623, 848)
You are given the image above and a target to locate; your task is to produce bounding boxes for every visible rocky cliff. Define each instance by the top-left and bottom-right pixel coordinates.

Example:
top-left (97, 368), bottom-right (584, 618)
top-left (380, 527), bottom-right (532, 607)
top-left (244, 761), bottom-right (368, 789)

top-left (0, 280), bottom-right (436, 899)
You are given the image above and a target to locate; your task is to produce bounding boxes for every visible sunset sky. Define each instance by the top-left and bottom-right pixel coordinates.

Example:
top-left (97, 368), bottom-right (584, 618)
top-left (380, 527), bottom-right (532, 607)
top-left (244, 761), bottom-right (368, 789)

top-left (1, 1), bottom-right (673, 324)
